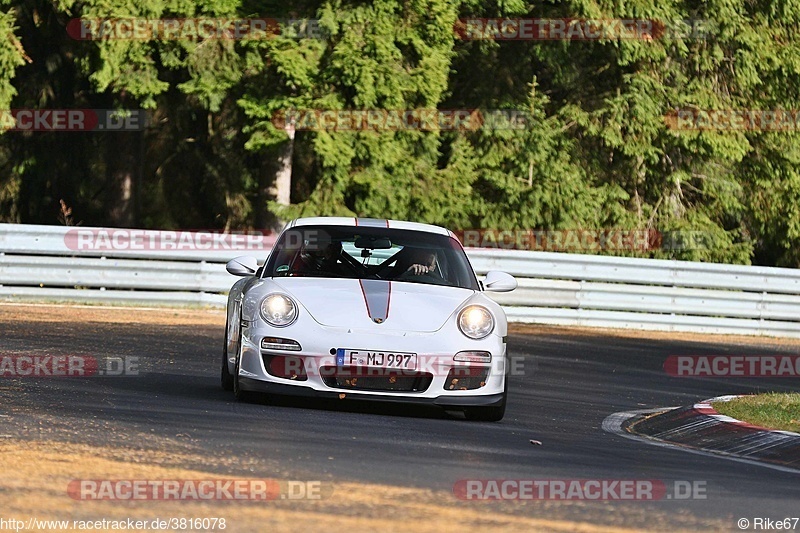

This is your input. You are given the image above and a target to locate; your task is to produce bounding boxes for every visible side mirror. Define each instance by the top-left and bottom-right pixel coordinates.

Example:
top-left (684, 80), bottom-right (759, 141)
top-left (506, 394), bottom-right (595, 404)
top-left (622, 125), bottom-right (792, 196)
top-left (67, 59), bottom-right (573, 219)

top-left (483, 270), bottom-right (517, 292)
top-left (226, 256), bottom-right (259, 276)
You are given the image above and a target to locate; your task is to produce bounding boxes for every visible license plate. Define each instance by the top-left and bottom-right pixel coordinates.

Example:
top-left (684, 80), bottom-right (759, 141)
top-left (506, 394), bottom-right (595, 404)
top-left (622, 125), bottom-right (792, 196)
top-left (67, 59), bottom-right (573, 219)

top-left (336, 349), bottom-right (417, 370)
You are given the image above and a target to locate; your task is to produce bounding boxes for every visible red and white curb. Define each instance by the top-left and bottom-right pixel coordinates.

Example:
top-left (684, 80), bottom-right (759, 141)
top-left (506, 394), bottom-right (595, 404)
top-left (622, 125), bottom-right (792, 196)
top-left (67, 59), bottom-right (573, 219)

top-left (693, 395), bottom-right (800, 437)
top-left (602, 397), bottom-right (800, 475)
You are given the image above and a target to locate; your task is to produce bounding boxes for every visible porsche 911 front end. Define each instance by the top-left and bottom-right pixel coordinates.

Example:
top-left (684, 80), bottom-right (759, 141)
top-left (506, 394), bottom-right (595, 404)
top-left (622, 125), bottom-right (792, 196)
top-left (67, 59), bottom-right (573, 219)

top-left (222, 217), bottom-right (517, 421)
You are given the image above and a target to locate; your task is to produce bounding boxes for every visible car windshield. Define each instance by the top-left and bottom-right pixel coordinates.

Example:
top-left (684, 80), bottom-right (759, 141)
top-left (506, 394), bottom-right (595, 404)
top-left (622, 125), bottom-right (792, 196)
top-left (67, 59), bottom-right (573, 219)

top-left (263, 225), bottom-right (479, 290)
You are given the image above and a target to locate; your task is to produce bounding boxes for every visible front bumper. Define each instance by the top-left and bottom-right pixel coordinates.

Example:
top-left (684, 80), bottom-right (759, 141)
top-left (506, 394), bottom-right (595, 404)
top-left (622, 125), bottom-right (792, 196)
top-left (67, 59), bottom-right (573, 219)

top-left (233, 321), bottom-right (507, 408)
top-left (238, 377), bottom-right (506, 408)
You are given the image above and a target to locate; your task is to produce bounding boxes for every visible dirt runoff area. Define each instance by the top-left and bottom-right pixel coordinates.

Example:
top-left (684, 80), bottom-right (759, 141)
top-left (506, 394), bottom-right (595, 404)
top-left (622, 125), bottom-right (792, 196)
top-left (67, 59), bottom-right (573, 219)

top-left (0, 439), bottom-right (680, 533)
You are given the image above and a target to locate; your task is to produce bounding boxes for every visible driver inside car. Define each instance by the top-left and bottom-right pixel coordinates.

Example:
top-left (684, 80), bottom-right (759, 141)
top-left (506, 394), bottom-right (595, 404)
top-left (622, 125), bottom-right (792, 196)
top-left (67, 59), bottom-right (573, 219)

top-left (297, 236), bottom-right (347, 275)
top-left (396, 248), bottom-right (448, 285)
top-left (404, 249), bottom-right (438, 276)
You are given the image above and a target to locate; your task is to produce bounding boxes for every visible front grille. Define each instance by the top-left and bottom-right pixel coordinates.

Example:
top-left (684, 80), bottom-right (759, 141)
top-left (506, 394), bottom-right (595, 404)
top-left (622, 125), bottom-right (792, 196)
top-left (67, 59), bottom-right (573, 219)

top-left (444, 366), bottom-right (490, 390)
top-left (319, 366), bottom-right (432, 392)
top-left (262, 354), bottom-right (308, 381)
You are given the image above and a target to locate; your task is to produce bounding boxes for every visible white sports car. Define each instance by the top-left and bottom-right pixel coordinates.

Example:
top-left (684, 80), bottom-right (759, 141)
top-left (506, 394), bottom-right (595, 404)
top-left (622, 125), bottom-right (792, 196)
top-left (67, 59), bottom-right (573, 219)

top-left (221, 217), bottom-right (517, 421)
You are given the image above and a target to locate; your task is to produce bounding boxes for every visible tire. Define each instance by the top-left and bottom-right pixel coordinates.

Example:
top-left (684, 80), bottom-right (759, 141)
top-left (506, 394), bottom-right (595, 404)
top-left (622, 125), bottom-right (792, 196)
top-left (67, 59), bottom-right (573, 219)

top-left (464, 373), bottom-right (508, 422)
top-left (220, 318), bottom-right (234, 391)
top-left (232, 329), bottom-right (255, 402)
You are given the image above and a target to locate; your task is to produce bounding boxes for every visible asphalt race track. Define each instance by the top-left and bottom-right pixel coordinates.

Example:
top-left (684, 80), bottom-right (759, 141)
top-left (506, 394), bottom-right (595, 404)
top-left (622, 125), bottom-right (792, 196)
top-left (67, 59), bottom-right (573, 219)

top-left (1, 304), bottom-right (798, 532)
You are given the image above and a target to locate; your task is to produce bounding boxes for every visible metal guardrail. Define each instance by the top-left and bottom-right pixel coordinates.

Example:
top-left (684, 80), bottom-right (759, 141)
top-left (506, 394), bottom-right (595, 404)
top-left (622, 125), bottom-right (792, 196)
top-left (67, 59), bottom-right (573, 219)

top-left (1, 223), bottom-right (799, 338)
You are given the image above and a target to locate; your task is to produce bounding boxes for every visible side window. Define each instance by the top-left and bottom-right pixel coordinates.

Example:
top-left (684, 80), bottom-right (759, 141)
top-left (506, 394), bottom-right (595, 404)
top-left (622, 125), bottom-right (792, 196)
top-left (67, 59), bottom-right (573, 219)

top-left (340, 242), bottom-right (361, 264)
top-left (371, 245), bottom-right (403, 266)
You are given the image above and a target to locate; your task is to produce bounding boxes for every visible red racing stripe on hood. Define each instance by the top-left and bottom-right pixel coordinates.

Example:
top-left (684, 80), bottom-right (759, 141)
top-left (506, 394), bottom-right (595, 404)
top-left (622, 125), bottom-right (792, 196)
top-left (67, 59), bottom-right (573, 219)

top-left (354, 218), bottom-right (389, 227)
top-left (358, 279), bottom-right (391, 323)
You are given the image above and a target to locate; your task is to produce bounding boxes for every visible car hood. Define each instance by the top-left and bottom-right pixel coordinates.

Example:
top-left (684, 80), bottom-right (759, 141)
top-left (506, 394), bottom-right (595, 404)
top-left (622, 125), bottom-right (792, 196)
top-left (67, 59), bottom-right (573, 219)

top-left (271, 278), bottom-right (474, 332)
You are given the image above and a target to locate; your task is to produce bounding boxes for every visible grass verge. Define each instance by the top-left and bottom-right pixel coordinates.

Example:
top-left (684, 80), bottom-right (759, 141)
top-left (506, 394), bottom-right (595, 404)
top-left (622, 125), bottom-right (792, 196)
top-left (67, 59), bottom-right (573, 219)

top-left (713, 393), bottom-right (800, 433)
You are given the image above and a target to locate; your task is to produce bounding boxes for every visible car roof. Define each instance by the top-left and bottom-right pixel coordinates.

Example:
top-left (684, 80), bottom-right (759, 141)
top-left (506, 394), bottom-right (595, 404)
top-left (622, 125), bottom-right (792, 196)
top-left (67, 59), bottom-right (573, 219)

top-left (286, 217), bottom-right (455, 238)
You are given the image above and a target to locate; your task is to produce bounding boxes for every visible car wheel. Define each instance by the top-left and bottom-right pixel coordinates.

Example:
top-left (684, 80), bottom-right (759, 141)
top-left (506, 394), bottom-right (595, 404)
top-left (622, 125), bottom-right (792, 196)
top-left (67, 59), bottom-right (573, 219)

top-left (220, 318), bottom-right (234, 391)
top-left (233, 348), bottom-right (253, 402)
top-left (464, 374), bottom-right (508, 422)
top-left (232, 328), bottom-right (254, 402)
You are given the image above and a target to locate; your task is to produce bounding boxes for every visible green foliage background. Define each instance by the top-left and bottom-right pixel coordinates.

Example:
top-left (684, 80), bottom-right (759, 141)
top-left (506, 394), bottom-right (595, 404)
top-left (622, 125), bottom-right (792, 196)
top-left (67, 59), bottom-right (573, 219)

top-left (1, 0), bottom-right (799, 266)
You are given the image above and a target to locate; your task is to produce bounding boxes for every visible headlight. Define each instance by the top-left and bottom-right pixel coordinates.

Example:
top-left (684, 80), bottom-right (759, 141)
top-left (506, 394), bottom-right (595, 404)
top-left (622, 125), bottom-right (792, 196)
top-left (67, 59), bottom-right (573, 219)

top-left (260, 294), bottom-right (298, 327)
top-left (458, 305), bottom-right (494, 339)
